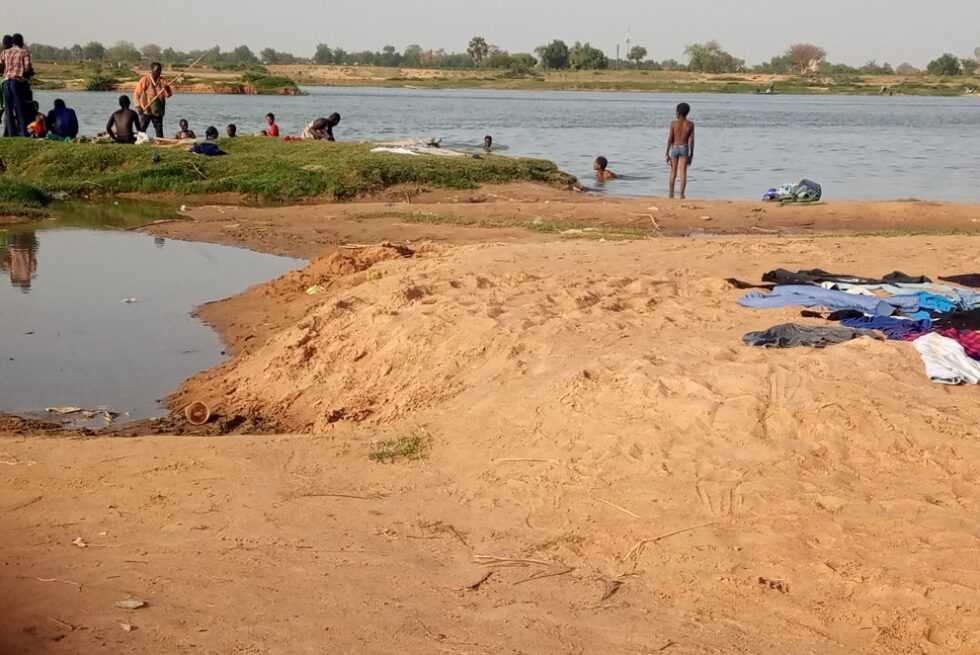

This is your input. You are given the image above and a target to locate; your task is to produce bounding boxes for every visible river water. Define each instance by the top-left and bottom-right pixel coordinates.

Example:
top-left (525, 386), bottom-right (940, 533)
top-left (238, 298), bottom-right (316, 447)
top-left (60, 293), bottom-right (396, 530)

top-left (26, 86), bottom-right (980, 200)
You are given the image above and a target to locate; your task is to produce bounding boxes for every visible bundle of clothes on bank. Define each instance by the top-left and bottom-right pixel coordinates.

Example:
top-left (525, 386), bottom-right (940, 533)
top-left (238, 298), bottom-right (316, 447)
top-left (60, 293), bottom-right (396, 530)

top-left (731, 269), bottom-right (980, 385)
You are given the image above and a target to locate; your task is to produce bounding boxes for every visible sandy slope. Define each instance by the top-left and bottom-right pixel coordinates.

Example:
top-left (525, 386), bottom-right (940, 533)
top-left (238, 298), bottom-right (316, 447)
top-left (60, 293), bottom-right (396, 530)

top-left (4, 227), bottom-right (980, 654)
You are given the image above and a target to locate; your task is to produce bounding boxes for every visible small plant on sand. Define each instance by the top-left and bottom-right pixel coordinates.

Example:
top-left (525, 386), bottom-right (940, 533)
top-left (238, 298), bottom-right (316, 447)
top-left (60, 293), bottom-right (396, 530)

top-left (369, 434), bottom-right (428, 463)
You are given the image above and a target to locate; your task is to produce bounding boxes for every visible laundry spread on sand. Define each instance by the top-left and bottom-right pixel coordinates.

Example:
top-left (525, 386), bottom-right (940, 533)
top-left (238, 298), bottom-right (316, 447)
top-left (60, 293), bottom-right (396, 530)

top-left (913, 333), bottom-right (980, 384)
top-left (743, 323), bottom-right (882, 348)
top-left (736, 268), bottom-right (980, 385)
top-left (738, 285), bottom-right (901, 316)
top-left (940, 274), bottom-right (980, 288)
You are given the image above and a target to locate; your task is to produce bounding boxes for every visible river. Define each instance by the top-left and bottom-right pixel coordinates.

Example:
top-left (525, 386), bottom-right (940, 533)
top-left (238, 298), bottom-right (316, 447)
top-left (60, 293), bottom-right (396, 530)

top-left (28, 86), bottom-right (980, 201)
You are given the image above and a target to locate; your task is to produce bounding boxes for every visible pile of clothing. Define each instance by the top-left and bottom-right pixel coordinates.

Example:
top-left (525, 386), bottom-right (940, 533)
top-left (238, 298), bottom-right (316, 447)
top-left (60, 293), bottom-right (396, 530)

top-left (733, 268), bottom-right (980, 385)
top-left (762, 179), bottom-right (822, 202)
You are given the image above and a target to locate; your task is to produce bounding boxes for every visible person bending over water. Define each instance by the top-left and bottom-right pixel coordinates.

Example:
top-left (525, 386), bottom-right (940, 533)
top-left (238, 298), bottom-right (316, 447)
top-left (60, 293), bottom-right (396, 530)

top-left (302, 113), bottom-right (340, 141)
top-left (593, 156), bottom-right (617, 180)
top-left (665, 102), bottom-right (695, 199)
top-left (106, 95), bottom-right (141, 143)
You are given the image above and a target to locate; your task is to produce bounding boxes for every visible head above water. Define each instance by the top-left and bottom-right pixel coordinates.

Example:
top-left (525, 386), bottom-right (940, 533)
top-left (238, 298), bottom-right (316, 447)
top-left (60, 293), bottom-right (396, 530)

top-left (53, 98), bottom-right (66, 109)
top-left (205, 126), bottom-right (219, 139)
top-left (118, 95), bottom-right (131, 108)
top-left (12, 34), bottom-right (24, 48)
top-left (594, 156), bottom-right (609, 170)
top-left (327, 112), bottom-right (341, 126)
top-left (484, 135), bottom-right (493, 147)
top-left (226, 124), bottom-right (237, 137)
top-left (676, 102), bottom-right (691, 118)
top-left (179, 118), bottom-right (189, 130)
top-left (2, 35), bottom-right (12, 49)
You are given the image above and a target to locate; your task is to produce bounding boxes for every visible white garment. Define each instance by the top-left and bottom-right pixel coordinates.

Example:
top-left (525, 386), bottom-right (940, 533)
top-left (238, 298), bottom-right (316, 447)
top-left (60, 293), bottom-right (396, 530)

top-left (912, 332), bottom-right (980, 385)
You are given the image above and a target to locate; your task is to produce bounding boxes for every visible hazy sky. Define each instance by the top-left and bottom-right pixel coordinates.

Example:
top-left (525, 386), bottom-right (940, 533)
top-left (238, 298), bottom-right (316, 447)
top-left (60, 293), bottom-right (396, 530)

top-left (5, 0), bottom-right (979, 67)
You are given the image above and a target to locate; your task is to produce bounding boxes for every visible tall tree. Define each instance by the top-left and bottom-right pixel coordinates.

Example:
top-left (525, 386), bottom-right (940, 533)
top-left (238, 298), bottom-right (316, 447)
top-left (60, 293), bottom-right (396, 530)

top-left (569, 42), bottom-right (608, 70)
top-left (82, 41), bottom-right (106, 61)
top-left (628, 45), bottom-right (647, 67)
top-left (403, 44), bottom-right (424, 67)
top-left (140, 43), bottom-right (162, 61)
top-left (467, 36), bottom-right (490, 66)
top-left (684, 41), bottom-right (743, 73)
top-left (535, 40), bottom-right (570, 70)
top-left (927, 53), bottom-right (961, 76)
top-left (105, 40), bottom-right (141, 64)
top-left (314, 43), bottom-right (334, 65)
top-left (785, 43), bottom-right (826, 74)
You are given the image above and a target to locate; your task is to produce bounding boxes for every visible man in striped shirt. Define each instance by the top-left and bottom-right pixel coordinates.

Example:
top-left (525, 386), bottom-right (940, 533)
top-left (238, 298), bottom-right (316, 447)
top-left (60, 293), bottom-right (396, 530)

top-left (0, 33), bottom-right (33, 137)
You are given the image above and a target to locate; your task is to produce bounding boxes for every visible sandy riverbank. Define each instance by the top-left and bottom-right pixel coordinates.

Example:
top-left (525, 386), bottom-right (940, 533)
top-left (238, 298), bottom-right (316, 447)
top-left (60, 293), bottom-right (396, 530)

top-left (3, 186), bottom-right (980, 654)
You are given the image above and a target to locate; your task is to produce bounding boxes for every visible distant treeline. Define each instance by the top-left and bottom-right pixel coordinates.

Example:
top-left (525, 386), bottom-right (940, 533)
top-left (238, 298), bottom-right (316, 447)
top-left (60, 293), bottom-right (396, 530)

top-left (24, 39), bottom-right (980, 77)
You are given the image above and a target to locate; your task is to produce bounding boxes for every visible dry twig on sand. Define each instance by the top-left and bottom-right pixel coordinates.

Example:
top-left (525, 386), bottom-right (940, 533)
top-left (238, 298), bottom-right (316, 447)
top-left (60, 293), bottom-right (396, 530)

top-left (601, 579), bottom-right (624, 601)
top-left (513, 567), bottom-right (575, 586)
top-left (473, 555), bottom-right (554, 567)
top-left (494, 458), bottom-right (562, 464)
top-left (454, 571), bottom-right (493, 592)
top-left (293, 492), bottom-right (382, 501)
top-left (34, 578), bottom-right (82, 590)
top-left (596, 498), bottom-right (642, 519)
top-left (621, 521), bottom-right (718, 565)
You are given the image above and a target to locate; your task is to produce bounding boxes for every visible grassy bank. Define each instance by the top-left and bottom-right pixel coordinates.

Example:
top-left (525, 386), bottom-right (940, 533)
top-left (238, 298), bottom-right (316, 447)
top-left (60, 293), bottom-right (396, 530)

top-left (269, 65), bottom-right (980, 96)
top-left (0, 138), bottom-right (575, 204)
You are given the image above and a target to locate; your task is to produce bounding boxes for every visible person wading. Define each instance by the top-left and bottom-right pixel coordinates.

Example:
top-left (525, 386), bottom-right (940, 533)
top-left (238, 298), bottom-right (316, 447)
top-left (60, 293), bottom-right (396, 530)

top-left (134, 62), bottom-right (173, 138)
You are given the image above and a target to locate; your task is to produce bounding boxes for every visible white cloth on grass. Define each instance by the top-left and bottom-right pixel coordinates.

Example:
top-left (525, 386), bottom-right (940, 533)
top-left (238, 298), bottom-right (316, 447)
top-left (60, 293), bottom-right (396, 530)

top-left (912, 332), bottom-right (980, 385)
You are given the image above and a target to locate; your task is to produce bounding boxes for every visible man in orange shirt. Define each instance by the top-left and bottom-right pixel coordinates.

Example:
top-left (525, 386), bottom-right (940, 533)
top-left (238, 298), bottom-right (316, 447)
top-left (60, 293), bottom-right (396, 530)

top-left (134, 62), bottom-right (173, 138)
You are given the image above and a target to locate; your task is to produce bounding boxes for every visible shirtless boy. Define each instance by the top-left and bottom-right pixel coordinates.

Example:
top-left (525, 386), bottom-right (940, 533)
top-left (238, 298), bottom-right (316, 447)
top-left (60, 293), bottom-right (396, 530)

top-left (106, 95), bottom-right (141, 143)
top-left (665, 102), bottom-right (695, 199)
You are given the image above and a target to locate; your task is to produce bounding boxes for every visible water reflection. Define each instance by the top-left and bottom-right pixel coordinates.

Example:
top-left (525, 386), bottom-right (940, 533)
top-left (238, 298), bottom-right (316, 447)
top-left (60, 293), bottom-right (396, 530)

top-left (0, 231), bottom-right (38, 291)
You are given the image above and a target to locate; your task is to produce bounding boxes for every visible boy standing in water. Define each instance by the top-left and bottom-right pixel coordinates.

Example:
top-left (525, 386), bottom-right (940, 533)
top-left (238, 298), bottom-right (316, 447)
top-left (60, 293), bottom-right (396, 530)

top-left (593, 156), bottom-right (617, 180)
top-left (665, 102), bottom-right (695, 199)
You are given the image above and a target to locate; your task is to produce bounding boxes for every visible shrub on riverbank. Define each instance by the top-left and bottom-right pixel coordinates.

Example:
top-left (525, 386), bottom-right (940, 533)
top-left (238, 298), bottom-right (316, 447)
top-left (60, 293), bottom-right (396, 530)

top-left (0, 139), bottom-right (575, 201)
top-left (0, 177), bottom-right (50, 218)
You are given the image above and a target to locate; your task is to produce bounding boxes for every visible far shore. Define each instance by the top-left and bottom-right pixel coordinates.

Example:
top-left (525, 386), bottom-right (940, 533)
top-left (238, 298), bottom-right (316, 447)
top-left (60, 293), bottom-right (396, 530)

top-left (31, 62), bottom-right (980, 96)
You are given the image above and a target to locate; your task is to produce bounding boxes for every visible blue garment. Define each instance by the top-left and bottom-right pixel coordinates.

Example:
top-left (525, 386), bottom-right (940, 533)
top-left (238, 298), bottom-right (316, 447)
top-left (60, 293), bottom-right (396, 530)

top-left (915, 292), bottom-right (958, 314)
top-left (881, 294), bottom-right (921, 312)
top-left (738, 285), bottom-right (897, 316)
top-left (2, 79), bottom-right (28, 137)
top-left (841, 315), bottom-right (932, 340)
top-left (669, 145), bottom-right (690, 158)
top-left (47, 106), bottom-right (78, 139)
top-left (188, 142), bottom-right (226, 156)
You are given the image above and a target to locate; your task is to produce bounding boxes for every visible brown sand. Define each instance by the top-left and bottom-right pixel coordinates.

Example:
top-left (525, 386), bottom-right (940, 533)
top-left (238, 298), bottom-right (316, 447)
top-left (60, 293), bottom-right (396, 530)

top-left (3, 188), bottom-right (980, 654)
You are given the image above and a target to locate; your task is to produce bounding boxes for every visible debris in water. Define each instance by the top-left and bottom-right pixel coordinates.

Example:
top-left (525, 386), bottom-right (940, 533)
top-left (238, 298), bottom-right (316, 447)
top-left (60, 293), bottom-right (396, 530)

top-left (121, 298), bottom-right (138, 304)
top-left (306, 284), bottom-right (325, 296)
top-left (120, 623), bottom-right (135, 632)
top-left (113, 599), bottom-right (147, 610)
top-left (72, 537), bottom-right (88, 548)
top-left (45, 407), bottom-right (83, 415)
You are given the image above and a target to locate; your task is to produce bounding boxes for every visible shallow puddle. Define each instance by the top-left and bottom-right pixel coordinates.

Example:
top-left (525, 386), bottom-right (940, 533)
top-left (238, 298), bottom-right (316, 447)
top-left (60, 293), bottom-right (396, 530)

top-left (0, 201), bottom-right (302, 428)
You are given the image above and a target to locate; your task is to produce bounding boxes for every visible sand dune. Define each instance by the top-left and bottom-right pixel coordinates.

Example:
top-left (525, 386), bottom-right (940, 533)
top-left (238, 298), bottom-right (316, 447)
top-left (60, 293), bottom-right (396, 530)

top-left (4, 229), bottom-right (980, 653)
